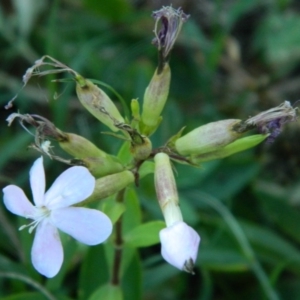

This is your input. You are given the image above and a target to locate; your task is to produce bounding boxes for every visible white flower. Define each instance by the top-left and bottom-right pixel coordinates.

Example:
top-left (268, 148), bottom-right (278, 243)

top-left (2, 157), bottom-right (112, 278)
top-left (160, 221), bottom-right (200, 273)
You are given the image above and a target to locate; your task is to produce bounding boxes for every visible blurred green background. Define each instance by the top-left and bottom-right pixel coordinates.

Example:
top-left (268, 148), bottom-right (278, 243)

top-left (1, 0), bottom-right (300, 299)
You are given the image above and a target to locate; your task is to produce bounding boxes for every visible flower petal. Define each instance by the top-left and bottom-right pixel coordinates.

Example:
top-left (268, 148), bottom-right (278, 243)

top-left (51, 207), bottom-right (112, 245)
top-left (160, 221), bottom-right (200, 272)
top-left (3, 185), bottom-right (36, 217)
top-left (31, 219), bottom-right (63, 278)
top-left (30, 157), bottom-right (46, 206)
top-left (44, 166), bottom-right (95, 209)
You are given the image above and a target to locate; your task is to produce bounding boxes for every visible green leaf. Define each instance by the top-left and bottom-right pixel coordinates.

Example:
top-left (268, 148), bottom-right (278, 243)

top-left (122, 250), bottom-right (142, 300)
top-left (79, 244), bottom-right (109, 300)
top-left (89, 283), bottom-right (123, 300)
top-left (83, 0), bottom-right (132, 23)
top-left (199, 157), bottom-right (261, 200)
top-left (255, 12), bottom-right (300, 76)
top-left (122, 188), bottom-right (142, 234)
top-left (200, 247), bottom-right (250, 272)
top-left (100, 198), bottom-right (126, 224)
top-left (124, 221), bottom-right (165, 247)
top-left (138, 161), bottom-right (154, 180)
top-left (241, 221), bottom-right (300, 273)
top-left (117, 141), bottom-right (132, 166)
top-left (0, 291), bottom-right (51, 300)
top-left (255, 181), bottom-right (300, 244)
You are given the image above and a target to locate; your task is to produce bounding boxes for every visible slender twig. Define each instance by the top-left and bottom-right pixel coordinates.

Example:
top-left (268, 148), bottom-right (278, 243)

top-left (111, 188), bottom-right (126, 285)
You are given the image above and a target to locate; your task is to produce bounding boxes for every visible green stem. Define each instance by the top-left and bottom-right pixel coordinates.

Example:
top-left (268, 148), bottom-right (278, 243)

top-left (111, 188), bottom-right (126, 285)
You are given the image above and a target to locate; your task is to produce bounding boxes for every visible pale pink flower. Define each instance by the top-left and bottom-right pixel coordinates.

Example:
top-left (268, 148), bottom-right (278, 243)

top-left (3, 157), bottom-right (112, 278)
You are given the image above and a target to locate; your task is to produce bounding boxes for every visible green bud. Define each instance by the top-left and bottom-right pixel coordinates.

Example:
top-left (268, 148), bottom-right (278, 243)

top-left (191, 134), bottom-right (268, 163)
top-left (59, 132), bottom-right (107, 158)
top-left (141, 63), bottom-right (171, 135)
top-left (130, 136), bottom-right (152, 161)
top-left (154, 153), bottom-right (182, 226)
top-left (80, 170), bottom-right (135, 205)
top-left (75, 74), bottom-right (124, 132)
top-left (175, 119), bottom-right (243, 156)
top-left (79, 156), bottom-right (124, 177)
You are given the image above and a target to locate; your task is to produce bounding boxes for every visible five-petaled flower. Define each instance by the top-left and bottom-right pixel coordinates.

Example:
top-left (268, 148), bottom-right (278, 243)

top-left (2, 157), bottom-right (112, 278)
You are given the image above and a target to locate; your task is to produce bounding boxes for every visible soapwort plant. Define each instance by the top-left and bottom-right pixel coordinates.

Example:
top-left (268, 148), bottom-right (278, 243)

top-left (2, 6), bottom-right (298, 299)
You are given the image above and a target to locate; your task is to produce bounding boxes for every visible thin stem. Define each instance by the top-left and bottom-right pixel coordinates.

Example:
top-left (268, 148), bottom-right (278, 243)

top-left (111, 188), bottom-right (126, 285)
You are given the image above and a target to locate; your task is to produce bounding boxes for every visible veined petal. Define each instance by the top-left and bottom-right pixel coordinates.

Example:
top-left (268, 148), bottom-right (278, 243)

top-left (44, 166), bottom-right (95, 209)
top-left (160, 221), bottom-right (200, 271)
top-left (31, 219), bottom-right (63, 278)
top-left (30, 157), bottom-right (46, 206)
top-left (3, 185), bottom-right (36, 217)
top-left (51, 207), bottom-right (112, 245)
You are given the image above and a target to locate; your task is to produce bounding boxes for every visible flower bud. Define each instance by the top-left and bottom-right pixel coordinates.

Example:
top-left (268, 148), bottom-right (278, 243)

top-left (59, 133), bottom-right (107, 158)
top-left (191, 134), bottom-right (268, 163)
top-left (141, 63), bottom-right (171, 136)
top-left (160, 221), bottom-right (200, 274)
top-left (75, 74), bottom-right (124, 132)
top-left (154, 153), bottom-right (182, 226)
top-left (79, 157), bottom-right (124, 178)
top-left (80, 170), bottom-right (134, 205)
top-left (175, 119), bottom-right (243, 156)
top-left (57, 133), bottom-right (124, 176)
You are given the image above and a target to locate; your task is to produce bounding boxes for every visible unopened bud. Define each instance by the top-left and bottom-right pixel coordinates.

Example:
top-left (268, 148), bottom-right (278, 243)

top-left (175, 119), bottom-right (243, 156)
top-left (154, 153), bottom-right (182, 226)
top-left (59, 133), bottom-right (107, 158)
top-left (141, 63), bottom-right (171, 135)
top-left (48, 131), bottom-right (124, 176)
top-left (191, 134), bottom-right (268, 163)
top-left (80, 170), bottom-right (135, 205)
top-left (75, 75), bottom-right (124, 132)
top-left (160, 221), bottom-right (200, 274)
top-left (79, 157), bottom-right (124, 178)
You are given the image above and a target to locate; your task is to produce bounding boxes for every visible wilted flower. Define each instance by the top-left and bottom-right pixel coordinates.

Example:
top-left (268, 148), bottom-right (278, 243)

top-left (244, 101), bottom-right (297, 143)
top-left (3, 157), bottom-right (112, 278)
top-left (152, 6), bottom-right (189, 61)
top-left (160, 221), bottom-right (200, 274)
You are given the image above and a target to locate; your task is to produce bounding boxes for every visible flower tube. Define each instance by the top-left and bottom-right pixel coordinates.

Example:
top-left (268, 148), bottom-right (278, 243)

top-left (154, 153), bottom-right (200, 273)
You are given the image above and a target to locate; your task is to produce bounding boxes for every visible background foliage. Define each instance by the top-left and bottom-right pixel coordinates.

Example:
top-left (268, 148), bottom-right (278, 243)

top-left (1, 0), bottom-right (300, 299)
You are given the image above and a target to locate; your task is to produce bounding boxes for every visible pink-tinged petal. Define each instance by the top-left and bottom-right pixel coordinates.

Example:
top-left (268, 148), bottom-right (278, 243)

top-left (31, 219), bottom-right (63, 278)
top-left (44, 166), bottom-right (95, 209)
top-left (30, 157), bottom-right (46, 206)
top-left (51, 207), bottom-right (112, 245)
top-left (160, 221), bottom-right (200, 272)
top-left (3, 185), bottom-right (36, 217)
